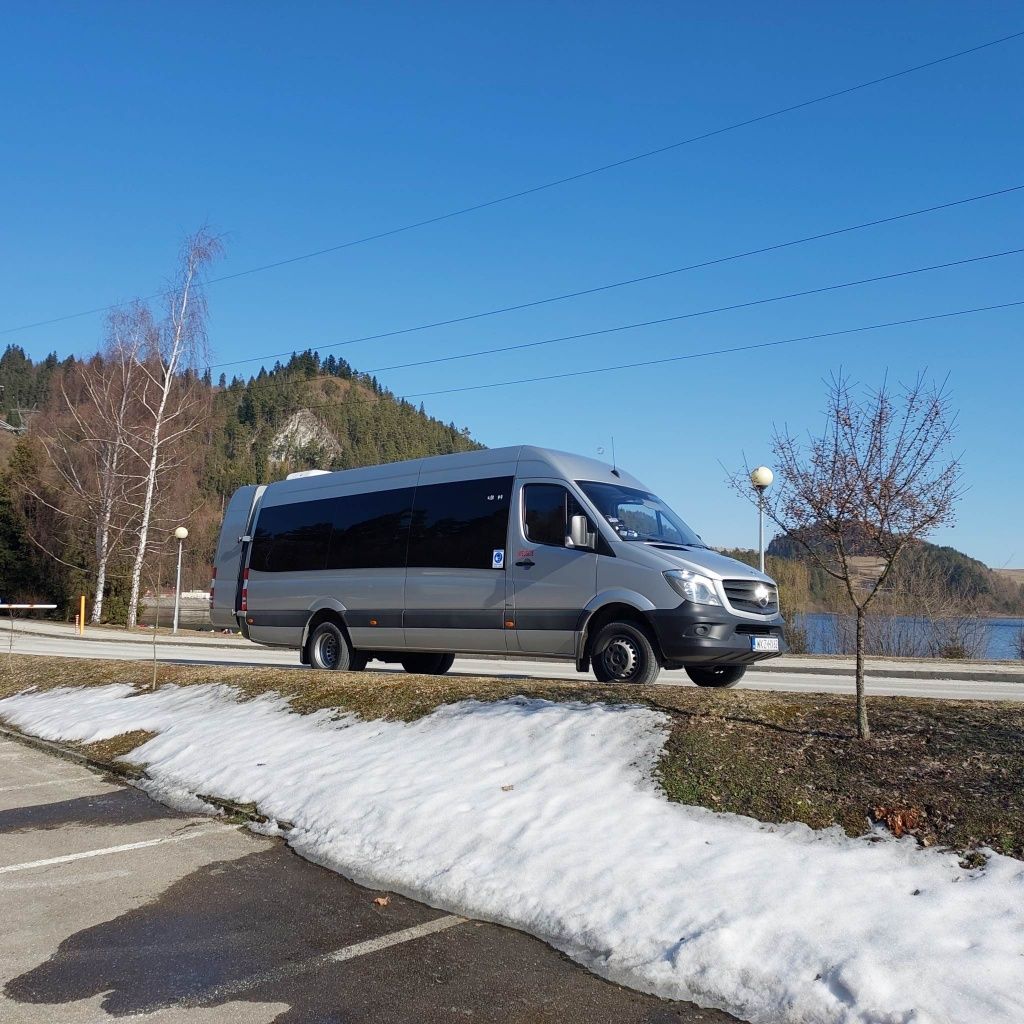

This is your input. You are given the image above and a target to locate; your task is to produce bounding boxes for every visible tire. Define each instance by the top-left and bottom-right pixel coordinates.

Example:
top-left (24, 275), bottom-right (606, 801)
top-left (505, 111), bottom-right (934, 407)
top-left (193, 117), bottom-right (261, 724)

top-left (591, 622), bottom-right (661, 685)
top-left (400, 653), bottom-right (456, 675)
top-left (308, 621), bottom-right (353, 671)
top-left (685, 665), bottom-right (746, 688)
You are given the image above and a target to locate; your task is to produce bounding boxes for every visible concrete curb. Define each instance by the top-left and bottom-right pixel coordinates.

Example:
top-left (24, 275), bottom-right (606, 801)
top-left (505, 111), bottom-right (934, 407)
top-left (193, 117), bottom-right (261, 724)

top-left (0, 723), bottom-right (292, 830)
top-left (7, 626), bottom-right (248, 651)
top-left (750, 662), bottom-right (1024, 684)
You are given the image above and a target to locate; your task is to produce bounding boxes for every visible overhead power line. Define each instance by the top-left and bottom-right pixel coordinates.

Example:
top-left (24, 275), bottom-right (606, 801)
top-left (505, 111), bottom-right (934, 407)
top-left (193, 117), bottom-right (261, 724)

top-left (204, 182), bottom-right (1024, 373)
top-left (4, 28), bottom-right (1023, 338)
top-left (401, 299), bottom-right (1024, 399)
top-left (258, 298), bottom-right (1024, 416)
top-left (222, 244), bottom-right (1024, 398)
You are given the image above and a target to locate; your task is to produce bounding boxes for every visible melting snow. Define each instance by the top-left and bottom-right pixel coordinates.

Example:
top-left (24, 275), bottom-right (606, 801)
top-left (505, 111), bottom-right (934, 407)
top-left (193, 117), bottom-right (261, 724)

top-left (2, 683), bottom-right (1022, 1024)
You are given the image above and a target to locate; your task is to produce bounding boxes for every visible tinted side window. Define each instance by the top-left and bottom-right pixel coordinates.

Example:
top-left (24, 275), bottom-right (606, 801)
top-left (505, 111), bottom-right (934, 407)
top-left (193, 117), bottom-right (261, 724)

top-left (325, 487), bottom-right (413, 570)
top-left (250, 499), bottom-right (332, 573)
top-left (524, 484), bottom-right (567, 546)
top-left (407, 476), bottom-right (512, 569)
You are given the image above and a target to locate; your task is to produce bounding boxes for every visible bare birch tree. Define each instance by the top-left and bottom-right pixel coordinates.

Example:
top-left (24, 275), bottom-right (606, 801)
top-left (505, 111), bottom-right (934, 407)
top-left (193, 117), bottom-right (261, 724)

top-left (125, 230), bottom-right (222, 628)
top-left (733, 372), bottom-right (962, 740)
top-left (33, 305), bottom-right (152, 622)
top-left (88, 306), bottom-right (151, 621)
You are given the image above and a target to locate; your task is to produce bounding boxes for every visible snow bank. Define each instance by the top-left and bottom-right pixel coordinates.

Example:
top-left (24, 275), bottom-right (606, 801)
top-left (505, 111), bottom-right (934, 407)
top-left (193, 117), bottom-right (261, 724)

top-left (2, 683), bottom-right (1022, 1024)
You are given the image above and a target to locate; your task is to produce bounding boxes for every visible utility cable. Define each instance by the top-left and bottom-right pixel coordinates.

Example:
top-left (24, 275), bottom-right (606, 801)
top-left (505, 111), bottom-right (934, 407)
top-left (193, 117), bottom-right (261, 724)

top-left (4, 28), bottom-right (1022, 337)
top-left (233, 298), bottom-right (1024, 415)
top-left (221, 245), bottom-right (1024, 397)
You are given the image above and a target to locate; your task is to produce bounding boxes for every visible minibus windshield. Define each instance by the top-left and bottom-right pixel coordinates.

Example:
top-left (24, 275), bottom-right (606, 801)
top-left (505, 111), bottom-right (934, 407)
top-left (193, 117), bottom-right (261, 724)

top-left (576, 481), bottom-right (705, 546)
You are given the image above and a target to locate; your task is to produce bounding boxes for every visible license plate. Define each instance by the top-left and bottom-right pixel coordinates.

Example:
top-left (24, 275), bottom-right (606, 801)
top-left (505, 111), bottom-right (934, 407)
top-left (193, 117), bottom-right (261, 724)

top-left (751, 636), bottom-right (780, 653)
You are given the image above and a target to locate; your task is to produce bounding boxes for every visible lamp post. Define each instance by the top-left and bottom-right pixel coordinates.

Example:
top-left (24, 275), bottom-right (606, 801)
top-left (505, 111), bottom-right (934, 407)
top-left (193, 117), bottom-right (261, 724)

top-left (749, 467), bottom-right (773, 573)
top-left (172, 526), bottom-right (189, 635)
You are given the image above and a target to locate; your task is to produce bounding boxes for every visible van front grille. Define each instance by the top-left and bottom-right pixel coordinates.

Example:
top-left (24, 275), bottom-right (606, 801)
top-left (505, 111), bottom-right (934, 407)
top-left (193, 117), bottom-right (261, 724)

top-left (723, 579), bottom-right (779, 615)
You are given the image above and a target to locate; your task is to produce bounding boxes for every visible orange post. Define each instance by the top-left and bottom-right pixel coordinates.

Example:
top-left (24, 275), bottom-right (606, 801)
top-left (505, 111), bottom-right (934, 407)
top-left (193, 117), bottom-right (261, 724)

top-left (79, 595), bottom-right (86, 635)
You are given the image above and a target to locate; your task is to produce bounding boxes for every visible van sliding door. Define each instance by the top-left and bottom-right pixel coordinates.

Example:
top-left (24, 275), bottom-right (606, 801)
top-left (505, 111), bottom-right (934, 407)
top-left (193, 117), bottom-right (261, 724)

top-left (403, 473), bottom-right (513, 654)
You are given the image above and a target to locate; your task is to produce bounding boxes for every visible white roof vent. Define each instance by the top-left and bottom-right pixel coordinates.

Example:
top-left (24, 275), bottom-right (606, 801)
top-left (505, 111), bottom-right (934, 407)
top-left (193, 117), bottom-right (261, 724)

top-left (285, 469), bottom-right (333, 480)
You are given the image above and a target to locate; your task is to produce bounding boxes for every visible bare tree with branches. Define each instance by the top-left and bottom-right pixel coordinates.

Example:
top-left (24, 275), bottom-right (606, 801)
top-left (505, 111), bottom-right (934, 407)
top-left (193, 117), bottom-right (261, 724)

top-left (733, 372), bottom-right (962, 739)
top-left (88, 306), bottom-right (152, 622)
top-left (125, 229), bottom-right (222, 628)
top-left (32, 305), bottom-right (152, 622)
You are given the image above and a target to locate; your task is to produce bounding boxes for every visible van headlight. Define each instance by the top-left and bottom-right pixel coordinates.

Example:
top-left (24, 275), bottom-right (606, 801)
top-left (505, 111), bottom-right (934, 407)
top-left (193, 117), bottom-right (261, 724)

top-left (664, 569), bottom-right (721, 606)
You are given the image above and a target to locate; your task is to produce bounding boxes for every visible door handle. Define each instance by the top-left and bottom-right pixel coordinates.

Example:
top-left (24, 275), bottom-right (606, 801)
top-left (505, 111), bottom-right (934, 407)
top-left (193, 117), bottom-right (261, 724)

top-left (515, 559), bottom-right (535, 568)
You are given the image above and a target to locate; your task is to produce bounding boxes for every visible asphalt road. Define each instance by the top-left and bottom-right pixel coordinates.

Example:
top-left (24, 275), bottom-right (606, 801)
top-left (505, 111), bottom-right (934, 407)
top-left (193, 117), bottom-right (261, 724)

top-left (0, 735), bottom-right (736, 1023)
top-left (5, 626), bottom-right (1024, 701)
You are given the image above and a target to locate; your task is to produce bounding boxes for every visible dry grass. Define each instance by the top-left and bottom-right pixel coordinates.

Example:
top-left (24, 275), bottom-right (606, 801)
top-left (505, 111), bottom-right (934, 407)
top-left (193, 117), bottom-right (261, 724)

top-left (993, 567), bottom-right (1024, 583)
top-left (2, 655), bottom-right (1022, 859)
top-left (74, 730), bottom-right (158, 764)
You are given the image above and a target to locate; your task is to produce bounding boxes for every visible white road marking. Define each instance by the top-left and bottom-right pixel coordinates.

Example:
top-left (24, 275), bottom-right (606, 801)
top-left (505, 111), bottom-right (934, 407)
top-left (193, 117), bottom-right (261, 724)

top-left (1, 867), bottom-right (132, 891)
top-left (0, 827), bottom-right (233, 874)
top-left (328, 914), bottom-right (467, 962)
top-left (0, 776), bottom-right (99, 794)
top-left (185, 914), bottom-right (467, 1007)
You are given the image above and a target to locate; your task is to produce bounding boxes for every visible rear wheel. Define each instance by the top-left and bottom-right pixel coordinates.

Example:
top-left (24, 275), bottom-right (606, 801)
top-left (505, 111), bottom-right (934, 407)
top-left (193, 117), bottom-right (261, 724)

top-left (400, 653), bottom-right (456, 675)
top-left (685, 665), bottom-right (746, 688)
top-left (308, 621), bottom-right (353, 671)
top-left (591, 622), bottom-right (661, 685)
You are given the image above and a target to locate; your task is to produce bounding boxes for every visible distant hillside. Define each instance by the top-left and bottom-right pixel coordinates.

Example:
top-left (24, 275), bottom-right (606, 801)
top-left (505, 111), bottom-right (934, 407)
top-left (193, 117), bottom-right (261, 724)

top-left (0, 345), bottom-right (482, 614)
top-left (760, 529), bottom-right (1024, 615)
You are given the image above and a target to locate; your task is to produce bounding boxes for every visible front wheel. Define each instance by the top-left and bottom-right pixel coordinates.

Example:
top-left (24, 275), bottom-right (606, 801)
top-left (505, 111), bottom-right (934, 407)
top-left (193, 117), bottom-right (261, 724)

top-left (308, 621), bottom-right (354, 671)
top-left (591, 622), bottom-right (661, 685)
top-left (685, 665), bottom-right (746, 688)
top-left (400, 653), bottom-right (455, 675)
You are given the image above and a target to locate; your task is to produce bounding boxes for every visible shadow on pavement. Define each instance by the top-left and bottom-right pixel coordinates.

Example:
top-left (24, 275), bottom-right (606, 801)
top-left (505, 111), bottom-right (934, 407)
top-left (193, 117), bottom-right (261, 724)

top-left (6, 844), bottom-right (736, 1023)
top-left (0, 788), bottom-right (181, 834)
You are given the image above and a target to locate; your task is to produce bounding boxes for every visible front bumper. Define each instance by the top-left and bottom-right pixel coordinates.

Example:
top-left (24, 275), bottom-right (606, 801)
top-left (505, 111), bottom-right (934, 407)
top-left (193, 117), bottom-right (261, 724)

top-left (643, 603), bottom-right (787, 665)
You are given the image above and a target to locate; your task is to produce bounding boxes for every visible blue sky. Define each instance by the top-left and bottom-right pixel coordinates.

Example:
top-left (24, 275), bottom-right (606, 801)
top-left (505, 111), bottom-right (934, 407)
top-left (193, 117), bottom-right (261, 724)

top-left (2, 2), bottom-right (1022, 566)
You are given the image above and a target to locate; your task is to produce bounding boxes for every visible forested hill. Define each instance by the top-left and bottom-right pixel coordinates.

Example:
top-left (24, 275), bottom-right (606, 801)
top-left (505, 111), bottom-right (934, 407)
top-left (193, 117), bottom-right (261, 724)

top-left (0, 345), bottom-right (481, 611)
top-left (757, 529), bottom-right (1024, 615)
top-left (202, 349), bottom-right (480, 495)
top-left (1, 345), bottom-right (480, 480)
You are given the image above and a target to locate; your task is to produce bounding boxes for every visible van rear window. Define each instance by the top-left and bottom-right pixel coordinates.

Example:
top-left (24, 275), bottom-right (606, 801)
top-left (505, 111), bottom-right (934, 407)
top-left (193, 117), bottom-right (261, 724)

top-left (250, 500), bottom-right (332, 573)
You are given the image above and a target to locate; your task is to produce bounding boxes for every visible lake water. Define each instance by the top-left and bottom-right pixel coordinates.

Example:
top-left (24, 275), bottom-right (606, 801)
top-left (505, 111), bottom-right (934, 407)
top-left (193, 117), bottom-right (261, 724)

top-left (800, 612), bottom-right (1024, 661)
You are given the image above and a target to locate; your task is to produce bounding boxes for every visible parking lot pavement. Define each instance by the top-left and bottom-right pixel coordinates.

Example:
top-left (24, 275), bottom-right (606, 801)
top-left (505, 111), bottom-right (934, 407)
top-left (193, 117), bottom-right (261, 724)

top-left (0, 737), bottom-right (738, 1024)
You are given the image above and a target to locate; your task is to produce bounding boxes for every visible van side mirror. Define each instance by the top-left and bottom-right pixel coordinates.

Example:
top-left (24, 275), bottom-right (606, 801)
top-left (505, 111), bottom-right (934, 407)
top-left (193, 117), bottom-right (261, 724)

top-left (569, 515), bottom-right (594, 551)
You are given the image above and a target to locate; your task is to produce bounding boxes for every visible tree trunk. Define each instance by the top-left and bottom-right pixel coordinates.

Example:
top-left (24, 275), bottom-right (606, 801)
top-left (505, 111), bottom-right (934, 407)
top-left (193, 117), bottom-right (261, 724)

top-left (126, 426), bottom-right (162, 628)
top-left (92, 523), bottom-right (108, 624)
top-left (855, 606), bottom-right (871, 740)
top-left (91, 444), bottom-right (118, 625)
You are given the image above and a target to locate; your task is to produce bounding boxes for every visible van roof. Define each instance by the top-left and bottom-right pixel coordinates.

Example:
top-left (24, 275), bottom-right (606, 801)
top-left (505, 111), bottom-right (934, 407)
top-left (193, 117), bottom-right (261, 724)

top-left (263, 446), bottom-right (649, 498)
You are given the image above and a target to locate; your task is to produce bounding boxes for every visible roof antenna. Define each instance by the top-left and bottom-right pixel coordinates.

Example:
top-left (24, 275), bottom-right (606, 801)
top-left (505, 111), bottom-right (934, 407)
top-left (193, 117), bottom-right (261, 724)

top-left (611, 436), bottom-right (620, 477)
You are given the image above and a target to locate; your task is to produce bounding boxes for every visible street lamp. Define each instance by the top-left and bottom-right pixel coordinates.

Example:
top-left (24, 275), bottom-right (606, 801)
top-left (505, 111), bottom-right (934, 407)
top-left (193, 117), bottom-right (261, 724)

top-left (749, 467), bottom-right (773, 574)
top-left (172, 526), bottom-right (189, 635)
